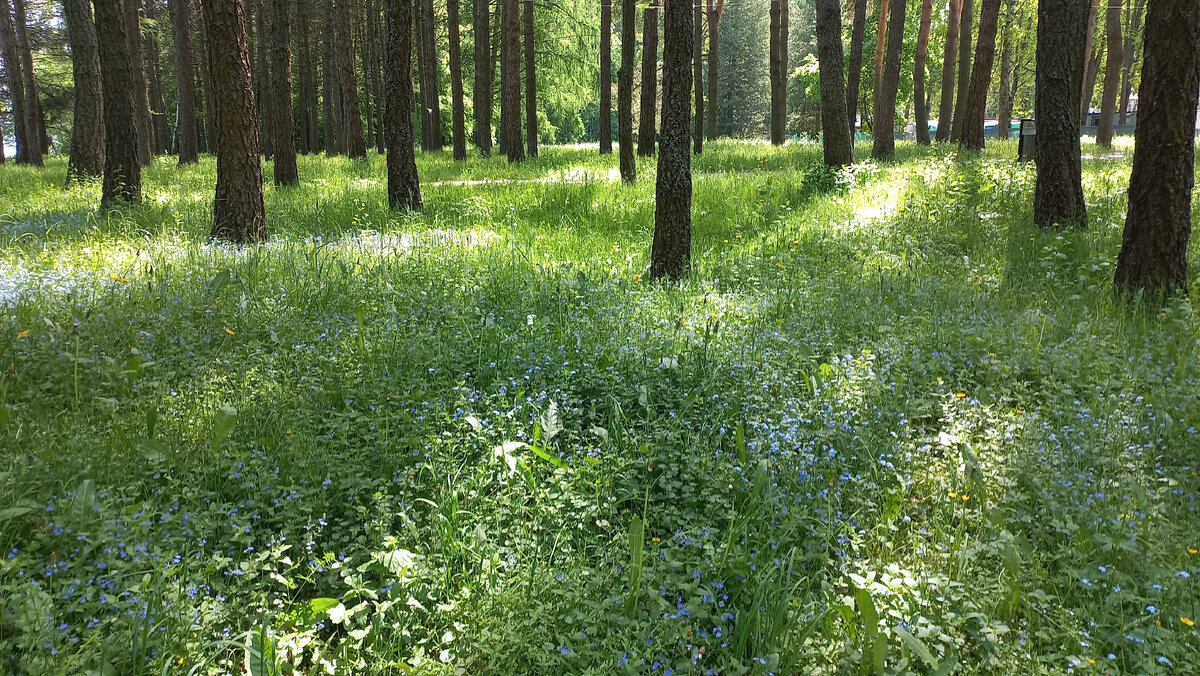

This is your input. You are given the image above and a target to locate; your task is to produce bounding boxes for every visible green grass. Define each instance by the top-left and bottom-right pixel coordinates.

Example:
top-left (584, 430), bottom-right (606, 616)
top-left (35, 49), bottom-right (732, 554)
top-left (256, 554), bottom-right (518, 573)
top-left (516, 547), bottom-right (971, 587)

top-left (1, 139), bottom-right (1197, 675)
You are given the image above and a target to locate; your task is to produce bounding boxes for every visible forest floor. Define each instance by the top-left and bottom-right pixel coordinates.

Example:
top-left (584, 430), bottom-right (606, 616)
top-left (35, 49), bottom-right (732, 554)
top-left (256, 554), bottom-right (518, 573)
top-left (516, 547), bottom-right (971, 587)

top-left (1, 140), bottom-right (1198, 675)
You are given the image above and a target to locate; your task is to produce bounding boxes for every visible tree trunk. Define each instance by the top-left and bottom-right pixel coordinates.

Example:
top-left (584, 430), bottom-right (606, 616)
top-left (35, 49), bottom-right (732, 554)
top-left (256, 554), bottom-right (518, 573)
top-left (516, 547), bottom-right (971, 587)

top-left (361, 0), bottom-right (374, 152)
top-left (638, 5), bottom-right (657, 156)
top-left (1033, 0), bottom-right (1088, 228)
top-left (296, 0), bottom-right (315, 153)
top-left (871, 0), bottom-right (904, 158)
top-left (64, 0), bottom-right (105, 182)
top-left (203, 0), bottom-right (266, 242)
top-left (692, 0), bottom-right (703, 153)
top-left (1114, 0), bottom-right (1198, 295)
top-left (704, 0), bottom-right (723, 140)
top-left (144, 0), bottom-right (170, 153)
top-left (340, 0), bottom-right (367, 157)
top-left (995, 0), bottom-right (1014, 139)
top-left (769, 0), bottom-right (783, 144)
top-left (268, 0), bottom-right (298, 183)
top-left (846, 0), bottom-right (866, 135)
top-left (254, 0), bottom-right (274, 156)
top-left (1095, 0), bottom-right (1122, 146)
top-left (1078, 0), bottom-right (1098, 119)
top-left (1, 0), bottom-right (36, 165)
top-left (170, 0), bottom-right (200, 163)
top-left (872, 0), bottom-right (889, 107)
top-left (524, 0), bottom-right (537, 157)
top-left (600, 0), bottom-right (612, 152)
top-left (449, 0), bottom-right (466, 159)
top-left (372, 0), bottom-right (385, 152)
top-left (198, 0), bottom-right (217, 153)
top-left (815, 0), bottom-right (853, 165)
top-left (618, 0), bottom-right (635, 180)
top-left (912, 0), bottom-right (931, 144)
top-left (473, 0), bottom-right (492, 154)
top-left (1117, 0), bottom-right (1144, 124)
top-left (14, 0), bottom-right (46, 155)
top-left (649, 0), bottom-right (691, 281)
top-left (121, 0), bottom-right (154, 163)
top-left (949, 0), bottom-right (972, 142)
top-left (323, 0), bottom-right (341, 154)
top-left (959, 0), bottom-right (1000, 150)
top-left (385, 0), bottom-right (422, 208)
top-left (94, 0), bottom-right (142, 205)
top-left (934, 0), bottom-right (961, 141)
top-left (417, 0), bottom-right (441, 150)
top-left (500, 0), bottom-right (523, 161)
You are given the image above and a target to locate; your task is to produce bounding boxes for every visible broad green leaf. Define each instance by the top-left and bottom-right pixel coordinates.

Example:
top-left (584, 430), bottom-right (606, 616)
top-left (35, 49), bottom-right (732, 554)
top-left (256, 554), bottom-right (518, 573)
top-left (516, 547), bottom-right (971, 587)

top-left (0, 506), bottom-right (33, 522)
top-left (71, 479), bottom-right (96, 517)
top-left (895, 627), bottom-right (939, 669)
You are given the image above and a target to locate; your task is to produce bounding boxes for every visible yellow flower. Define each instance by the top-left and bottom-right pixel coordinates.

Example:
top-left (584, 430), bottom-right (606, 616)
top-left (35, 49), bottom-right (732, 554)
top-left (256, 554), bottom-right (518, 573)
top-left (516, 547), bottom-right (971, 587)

top-left (224, 328), bottom-right (235, 335)
top-left (955, 392), bottom-right (966, 398)
top-left (1182, 617), bottom-right (1194, 627)
top-left (17, 330), bottom-right (29, 339)
top-left (1188, 548), bottom-right (1198, 555)
top-left (961, 495), bottom-right (970, 501)
top-left (948, 491), bottom-right (958, 498)
top-left (651, 537), bottom-right (661, 543)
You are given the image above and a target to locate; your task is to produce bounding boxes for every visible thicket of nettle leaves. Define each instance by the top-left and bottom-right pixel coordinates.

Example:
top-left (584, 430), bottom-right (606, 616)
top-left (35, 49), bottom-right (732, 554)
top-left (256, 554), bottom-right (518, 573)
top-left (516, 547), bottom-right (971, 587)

top-left (2, 142), bottom-right (1199, 674)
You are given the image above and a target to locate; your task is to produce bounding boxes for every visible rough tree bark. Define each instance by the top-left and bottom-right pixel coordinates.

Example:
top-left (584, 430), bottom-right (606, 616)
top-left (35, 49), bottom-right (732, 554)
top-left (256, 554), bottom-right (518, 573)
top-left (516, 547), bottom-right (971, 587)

top-left (649, 0), bottom-right (691, 281)
top-left (170, 0), bottom-right (200, 164)
top-left (197, 0), bottom-right (217, 153)
top-left (618, 0), bottom-right (635, 180)
top-left (913, 0), bottom-right (931, 145)
top-left (1114, 0), bottom-right (1199, 295)
top-left (473, 0), bottom-right (492, 154)
top-left (995, 0), bottom-right (1014, 139)
top-left (323, 0), bottom-right (341, 154)
top-left (1078, 0), bottom-right (1098, 119)
top-left (872, 0), bottom-right (890, 110)
top-left (500, 0), bottom-right (523, 161)
top-left (268, 0), bottom-right (297, 184)
top-left (144, 0), bottom-right (170, 153)
top-left (934, 0), bottom-right (961, 142)
top-left (1095, 0), bottom-right (1122, 147)
top-left (704, 0), bottom-right (724, 140)
top-left (815, 0), bottom-right (853, 165)
top-left (296, 0), bottom-right (317, 153)
top-left (385, 0), bottom-right (422, 208)
top-left (846, 0), bottom-right (866, 134)
top-left (449, 0), bottom-right (466, 160)
top-left (959, 0), bottom-right (1001, 150)
top-left (254, 0), bottom-right (273, 156)
top-left (341, 0), bottom-right (367, 157)
top-left (203, 0), bottom-right (265, 242)
top-left (871, 0), bottom-right (905, 158)
top-left (64, 0), bottom-right (105, 182)
top-left (692, 0), bottom-right (703, 153)
top-left (769, 0), bottom-right (785, 144)
top-left (638, 5), bottom-right (657, 157)
top-left (417, 0), bottom-right (441, 150)
top-left (600, 0), bottom-right (612, 152)
top-left (949, 0), bottom-right (972, 143)
top-left (1033, 0), bottom-right (1088, 228)
top-left (122, 0), bottom-right (153, 163)
top-left (1117, 0), bottom-right (1144, 124)
top-left (0, 0), bottom-right (37, 165)
top-left (524, 0), bottom-right (537, 157)
top-left (94, 0), bottom-right (141, 205)
top-left (13, 0), bottom-right (46, 154)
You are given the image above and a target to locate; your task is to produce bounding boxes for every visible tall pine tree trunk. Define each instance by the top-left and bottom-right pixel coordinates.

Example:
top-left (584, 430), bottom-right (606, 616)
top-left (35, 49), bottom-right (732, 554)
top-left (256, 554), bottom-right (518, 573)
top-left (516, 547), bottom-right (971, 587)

top-left (638, 5), bottom-right (657, 156)
top-left (473, 0), bottom-right (492, 153)
top-left (959, 0), bottom-right (1001, 149)
top-left (692, 0), bottom-right (703, 154)
top-left (269, 0), bottom-right (298, 183)
top-left (14, 0), bottom-right (46, 154)
top-left (872, 0), bottom-right (890, 114)
top-left (871, 0), bottom-right (905, 158)
top-left (815, 0), bottom-right (853, 165)
top-left (385, 0), bottom-right (421, 207)
top-left (64, 0), bottom-right (104, 182)
top-left (500, 0), bottom-right (523, 161)
top-left (769, 0), bottom-right (783, 144)
top-left (1095, 0), bottom-right (1122, 146)
top-left (1114, 0), bottom-right (1198, 294)
top-left (1033, 0), bottom-right (1088, 228)
top-left (203, 0), bottom-right (265, 242)
top-left (524, 0), bottom-right (537, 156)
top-left (995, 0), bottom-right (1014, 139)
top-left (323, 0), bottom-right (341, 154)
top-left (649, 0), bottom-right (692, 281)
top-left (912, 0), bottom-right (931, 145)
top-left (1117, 0), bottom-right (1143, 124)
top-left (449, 0), bottom-right (466, 159)
top-left (94, 0), bottom-right (142, 205)
top-left (340, 0), bottom-right (367, 157)
top-left (418, 0), bottom-right (441, 150)
top-left (1, 0), bottom-right (38, 165)
top-left (123, 0), bottom-right (153, 163)
top-left (1078, 0), bottom-right (1098, 119)
top-left (949, 0), bottom-right (972, 142)
top-left (846, 0), bottom-right (866, 134)
top-left (144, 0), bottom-right (170, 153)
top-left (618, 0), bottom-right (635, 180)
top-left (296, 0), bottom-right (315, 153)
top-left (600, 0), bottom-right (612, 152)
top-left (704, 0), bottom-right (723, 140)
top-left (254, 0), bottom-right (274, 156)
top-left (170, 0), bottom-right (200, 163)
top-left (934, 0), bottom-right (961, 141)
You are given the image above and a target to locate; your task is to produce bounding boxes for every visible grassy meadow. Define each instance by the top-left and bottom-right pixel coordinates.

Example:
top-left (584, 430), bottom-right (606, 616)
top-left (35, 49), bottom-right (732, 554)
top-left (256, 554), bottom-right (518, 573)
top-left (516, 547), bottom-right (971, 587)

top-left (1, 140), bottom-right (1198, 675)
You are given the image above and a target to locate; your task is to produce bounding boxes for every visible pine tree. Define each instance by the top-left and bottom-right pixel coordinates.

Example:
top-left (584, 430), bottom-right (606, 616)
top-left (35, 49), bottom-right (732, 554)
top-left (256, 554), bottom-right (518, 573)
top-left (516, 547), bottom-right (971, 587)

top-left (268, 0), bottom-right (298, 184)
top-left (94, 0), bottom-right (142, 206)
top-left (959, 0), bottom-right (1002, 150)
top-left (171, 0), bottom-right (201, 164)
top-left (649, 0), bottom-right (692, 281)
top-left (64, 0), bottom-right (105, 182)
top-left (1033, 0), bottom-right (1088, 228)
top-left (815, 0), bottom-right (853, 165)
top-left (385, 0), bottom-right (421, 208)
top-left (871, 0), bottom-right (905, 158)
top-left (618, 0), bottom-right (635, 180)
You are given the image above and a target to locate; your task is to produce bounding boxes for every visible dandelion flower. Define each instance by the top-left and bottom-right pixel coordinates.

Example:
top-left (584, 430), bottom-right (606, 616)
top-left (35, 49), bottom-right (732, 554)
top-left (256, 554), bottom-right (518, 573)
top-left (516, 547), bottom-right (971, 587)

top-left (17, 331), bottom-right (29, 339)
top-left (225, 328), bottom-right (235, 335)
top-left (1183, 617), bottom-right (1195, 627)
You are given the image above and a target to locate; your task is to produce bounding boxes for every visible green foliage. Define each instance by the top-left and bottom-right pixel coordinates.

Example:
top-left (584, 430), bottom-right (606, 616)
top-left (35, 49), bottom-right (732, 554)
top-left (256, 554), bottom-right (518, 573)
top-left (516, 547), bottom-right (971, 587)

top-left (0, 140), bottom-right (1198, 675)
